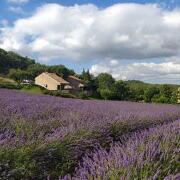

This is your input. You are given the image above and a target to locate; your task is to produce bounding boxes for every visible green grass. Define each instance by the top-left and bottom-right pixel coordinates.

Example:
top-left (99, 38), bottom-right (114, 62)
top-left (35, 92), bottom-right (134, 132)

top-left (0, 76), bottom-right (21, 89)
top-left (20, 85), bottom-right (43, 94)
top-left (0, 77), bottom-right (44, 94)
top-left (0, 76), bottom-right (17, 84)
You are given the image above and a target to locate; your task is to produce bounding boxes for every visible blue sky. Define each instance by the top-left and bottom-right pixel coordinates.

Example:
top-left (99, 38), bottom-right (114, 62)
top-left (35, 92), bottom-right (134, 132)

top-left (0, 0), bottom-right (180, 84)
top-left (0, 0), bottom-right (179, 22)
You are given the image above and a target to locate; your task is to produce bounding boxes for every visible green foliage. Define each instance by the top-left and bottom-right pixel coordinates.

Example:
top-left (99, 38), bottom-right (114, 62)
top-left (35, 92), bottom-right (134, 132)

top-left (0, 48), bottom-right (75, 82)
top-left (160, 84), bottom-right (173, 100)
top-left (149, 85), bottom-right (177, 104)
top-left (93, 75), bottom-right (179, 104)
top-left (0, 48), bottom-right (179, 104)
top-left (96, 73), bottom-right (115, 100)
top-left (0, 121), bottom-right (101, 179)
top-left (130, 88), bottom-right (145, 101)
top-left (78, 92), bottom-right (89, 99)
top-left (170, 90), bottom-right (178, 104)
top-left (144, 87), bottom-right (160, 102)
top-left (96, 73), bottom-right (115, 90)
top-left (0, 114), bottom-right (178, 179)
top-left (0, 48), bottom-right (35, 74)
top-left (27, 63), bottom-right (47, 79)
top-left (20, 85), bottom-right (44, 94)
top-left (48, 65), bottom-right (75, 78)
top-left (0, 76), bottom-right (16, 84)
top-left (43, 90), bottom-right (77, 98)
top-left (80, 69), bottom-right (92, 83)
top-left (105, 135), bottom-right (179, 179)
top-left (113, 81), bottom-right (130, 100)
top-left (109, 120), bottom-right (152, 141)
top-left (8, 68), bottom-right (30, 82)
top-left (99, 88), bottom-right (115, 100)
top-left (152, 95), bottom-right (169, 104)
top-left (0, 83), bottom-right (22, 90)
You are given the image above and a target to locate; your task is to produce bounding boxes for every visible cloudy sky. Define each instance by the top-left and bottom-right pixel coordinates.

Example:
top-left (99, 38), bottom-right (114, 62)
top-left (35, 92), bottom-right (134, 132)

top-left (0, 0), bottom-right (180, 84)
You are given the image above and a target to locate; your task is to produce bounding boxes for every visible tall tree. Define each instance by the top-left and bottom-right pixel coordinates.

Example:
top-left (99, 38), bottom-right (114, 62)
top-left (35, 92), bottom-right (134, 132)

top-left (96, 73), bottom-right (115, 99)
top-left (48, 65), bottom-right (75, 78)
top-left (113, 80), bottom-right (130, 100)
top-left (160, 84), bottom-right (173, 100)
top-left (144, 87), bottom-right (160, 102)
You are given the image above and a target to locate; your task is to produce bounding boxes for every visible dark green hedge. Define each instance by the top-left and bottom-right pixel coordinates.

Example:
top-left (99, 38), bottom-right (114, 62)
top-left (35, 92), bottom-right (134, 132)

top-left (0, 83), bottom-right (22, 90)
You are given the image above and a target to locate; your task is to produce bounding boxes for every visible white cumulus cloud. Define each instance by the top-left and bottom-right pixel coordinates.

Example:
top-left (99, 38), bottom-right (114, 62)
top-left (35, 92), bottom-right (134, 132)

top-left (1, 3), bottom-right (180, 60)
top-left (90, 60), bottom-right (180, 84)
top-left (1, 3), bottom-right (180, 83)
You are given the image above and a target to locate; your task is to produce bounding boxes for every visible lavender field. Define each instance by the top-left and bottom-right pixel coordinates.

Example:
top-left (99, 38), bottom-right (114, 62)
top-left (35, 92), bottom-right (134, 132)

top-left (0, 89), bottom-right (180, 179)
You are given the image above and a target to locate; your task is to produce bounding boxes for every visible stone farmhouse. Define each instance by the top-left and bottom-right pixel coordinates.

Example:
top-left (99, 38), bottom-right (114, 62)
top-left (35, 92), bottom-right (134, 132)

top-left (35, 72), bottom-right (85, 93)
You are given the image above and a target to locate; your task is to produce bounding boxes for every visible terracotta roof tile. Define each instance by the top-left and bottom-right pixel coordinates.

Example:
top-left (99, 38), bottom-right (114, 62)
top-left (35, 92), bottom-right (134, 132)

top-left (68, 75), bottom-right (83, 82)
top-left (45, 72), bottom-right (69, 84)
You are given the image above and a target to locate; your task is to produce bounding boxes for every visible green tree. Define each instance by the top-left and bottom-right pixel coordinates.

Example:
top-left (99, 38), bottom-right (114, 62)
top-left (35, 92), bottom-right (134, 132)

top-left (113, 81), bottom-right (130, 100)
top-left (0, 48), bottom-right (35, 74)
top-left (99, 88), bottom-right (115, 100)
top-left (96, 73), bottom-right (115, 100)
top-left (144, 87), bottom-right (160, 102)
top-left (160, 84), bottom-right (173, 100)
top-left (48, 65), bottom-right (75, 78)
top-left (132, 88), bottom-right (145, 101)
top-left (8, 69), bottom-right (30, 82)
top-left (27, 64), bottom-right (47, 79)
top-left (81, 69), bottom-right (91, 82)
top-left (170, 89), bottom-right (178, 104)
top-left (80, 69), bottom-right (97, 93)
top-left (96, 73), bottom-right (115, 89)
top-left (153, 96), bottom-right (169, 104)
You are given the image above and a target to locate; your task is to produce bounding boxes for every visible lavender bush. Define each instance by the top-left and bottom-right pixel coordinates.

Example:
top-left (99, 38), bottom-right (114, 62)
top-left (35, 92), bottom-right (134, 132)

top-left (64, 120), bottom-right (180, 179)
top-left (0, 89), bottom-right (180, 179)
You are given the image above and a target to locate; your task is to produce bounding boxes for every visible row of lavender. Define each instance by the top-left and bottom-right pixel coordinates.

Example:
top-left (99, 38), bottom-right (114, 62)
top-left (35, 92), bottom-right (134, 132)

top-left (1, 89), bottom-right (180, 146)
top-left (63, 120), bottom-right (180, 179)
top-left (0, 89), bottom-right (180, 179)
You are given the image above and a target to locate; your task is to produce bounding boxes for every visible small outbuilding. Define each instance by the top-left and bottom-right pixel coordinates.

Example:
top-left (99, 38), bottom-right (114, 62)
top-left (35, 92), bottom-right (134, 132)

top-left (66, 75), bottom-right (85, 93)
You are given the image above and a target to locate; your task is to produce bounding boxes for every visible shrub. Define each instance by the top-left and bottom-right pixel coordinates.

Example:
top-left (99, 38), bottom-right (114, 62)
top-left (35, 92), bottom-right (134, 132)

top-left (0, 83), bottom-right (22, 90)
top-left (78, 92), bottom-right (89, 99)
top-left (42, 90), bottom-right (76, 98)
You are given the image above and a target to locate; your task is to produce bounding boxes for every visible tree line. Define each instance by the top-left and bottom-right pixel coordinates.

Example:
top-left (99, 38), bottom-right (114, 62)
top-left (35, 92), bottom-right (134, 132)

top-left (0, 48), bottom-right (179, 104)
top-left (80, 70), bottom-right (179, 104)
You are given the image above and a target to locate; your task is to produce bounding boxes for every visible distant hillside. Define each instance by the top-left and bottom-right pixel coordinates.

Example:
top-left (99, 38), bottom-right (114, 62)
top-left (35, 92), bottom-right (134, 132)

top-left (126, 80), bottom-right (179, 90)
top-left (0, 48), bottom-right (75, 81)
top-left (0, 48), bottom-right (35, 75)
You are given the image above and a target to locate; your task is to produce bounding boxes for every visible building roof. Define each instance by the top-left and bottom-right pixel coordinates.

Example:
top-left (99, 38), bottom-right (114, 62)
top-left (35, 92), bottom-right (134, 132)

top-left (44, 72), bottom-right (69, 84)
top-left (68, 75), bottom-right (83, 82)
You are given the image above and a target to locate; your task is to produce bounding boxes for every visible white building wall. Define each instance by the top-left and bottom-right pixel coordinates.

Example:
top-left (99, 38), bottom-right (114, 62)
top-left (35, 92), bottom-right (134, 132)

top-left (35, 73), bottom-right (59, 90)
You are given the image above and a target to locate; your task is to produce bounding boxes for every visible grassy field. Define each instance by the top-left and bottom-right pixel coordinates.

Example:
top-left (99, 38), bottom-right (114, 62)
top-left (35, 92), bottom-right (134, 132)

top-left (0, 76), bottom-right (44, 94)
top-left (20, 85), bottom-right (44, 94)
top-left (0, 76), bottom-right (17, 84)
